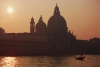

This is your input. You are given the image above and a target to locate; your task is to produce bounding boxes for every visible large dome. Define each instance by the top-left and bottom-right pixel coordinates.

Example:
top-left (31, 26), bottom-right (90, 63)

top-left (48, 15), bottom-right (66, 27)
top-left (48, 4), bottom-right (67, 27)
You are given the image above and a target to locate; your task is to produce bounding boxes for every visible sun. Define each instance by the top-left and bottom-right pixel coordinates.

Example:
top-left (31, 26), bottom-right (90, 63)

top-left (8, 7), bottom-right (13, 13)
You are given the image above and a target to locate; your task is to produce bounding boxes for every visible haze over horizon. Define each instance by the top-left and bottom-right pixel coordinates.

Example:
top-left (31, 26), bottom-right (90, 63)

top-left (0, 0), bottom-right (100, 40)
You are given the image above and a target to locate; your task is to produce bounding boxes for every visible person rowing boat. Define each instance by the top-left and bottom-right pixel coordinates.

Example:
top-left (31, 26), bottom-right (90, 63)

top-left (75, 53), bottom-right (85, 60)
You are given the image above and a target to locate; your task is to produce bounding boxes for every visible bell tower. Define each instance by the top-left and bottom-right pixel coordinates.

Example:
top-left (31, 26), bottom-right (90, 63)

top-left (30, 17), bottom-right (35, 33)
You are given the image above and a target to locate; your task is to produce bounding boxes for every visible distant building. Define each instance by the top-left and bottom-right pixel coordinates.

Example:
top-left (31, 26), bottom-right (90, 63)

top-left (0, 28), bottom-right (5, 34)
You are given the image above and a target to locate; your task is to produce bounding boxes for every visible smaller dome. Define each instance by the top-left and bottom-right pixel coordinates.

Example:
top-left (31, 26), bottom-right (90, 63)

top-left (36, 15), bottom-right (46, 28)
top-left (36, 21), bottom-right (46, 28)
top-left (36, 16), bottom-right (46, 33)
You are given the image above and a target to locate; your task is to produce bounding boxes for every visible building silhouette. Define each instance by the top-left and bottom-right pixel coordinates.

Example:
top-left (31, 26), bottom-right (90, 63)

top-left (0, 4), bottom-right (99, 56)
top-left (0, 4), bottom-right (76, 42)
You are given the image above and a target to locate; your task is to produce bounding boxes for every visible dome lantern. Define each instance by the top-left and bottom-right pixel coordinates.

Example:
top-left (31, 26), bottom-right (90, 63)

top-left (54, 3), bottom-right (60, 15)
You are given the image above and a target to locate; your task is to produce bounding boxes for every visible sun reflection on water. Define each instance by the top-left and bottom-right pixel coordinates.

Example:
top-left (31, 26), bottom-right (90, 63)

top-left (0, 57), bottom-right (18, 67)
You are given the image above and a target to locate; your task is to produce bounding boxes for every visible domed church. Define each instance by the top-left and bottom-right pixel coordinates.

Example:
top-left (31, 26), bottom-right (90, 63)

top-left (30, 4), bottom-right (76, 43)
top-left (0, 4), bottom-right (76, 55)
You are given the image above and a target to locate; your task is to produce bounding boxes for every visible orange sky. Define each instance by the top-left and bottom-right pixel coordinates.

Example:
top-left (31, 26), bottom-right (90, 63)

top-left (0, 0), bottom-right (100, 40)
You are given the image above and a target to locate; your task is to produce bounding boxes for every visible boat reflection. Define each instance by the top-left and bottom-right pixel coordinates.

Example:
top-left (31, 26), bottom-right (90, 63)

top-left (0, 57), bottom-right (18, 67)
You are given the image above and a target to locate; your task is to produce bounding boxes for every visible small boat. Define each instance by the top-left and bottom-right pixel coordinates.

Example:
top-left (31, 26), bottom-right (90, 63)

top-left (75, 56), bottom-right (85, 60)
top-left (75, 53), bottom-right (85, 60)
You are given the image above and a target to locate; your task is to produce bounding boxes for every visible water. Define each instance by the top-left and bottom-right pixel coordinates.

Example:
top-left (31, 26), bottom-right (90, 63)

top-left (0, 55), bottom-right (100, 67)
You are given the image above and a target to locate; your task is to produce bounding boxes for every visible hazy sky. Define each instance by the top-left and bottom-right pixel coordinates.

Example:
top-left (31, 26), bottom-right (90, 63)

top-left (0, 0), bottom-right (100, 40)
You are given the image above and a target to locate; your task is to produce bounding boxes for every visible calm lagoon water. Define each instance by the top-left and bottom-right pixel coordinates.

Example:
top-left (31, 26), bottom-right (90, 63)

top-left (0, 55), bottom-right (100, 67)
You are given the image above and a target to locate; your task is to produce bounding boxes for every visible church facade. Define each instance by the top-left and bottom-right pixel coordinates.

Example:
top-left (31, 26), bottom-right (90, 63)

top-left (30, 4), bottom-right (76, 42)
top-left (0, 4), bottom-right (76, 55)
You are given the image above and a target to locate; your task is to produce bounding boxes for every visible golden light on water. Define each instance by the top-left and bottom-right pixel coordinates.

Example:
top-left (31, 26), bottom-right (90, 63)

top-left (0, 57), bottom-right (18, 67)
